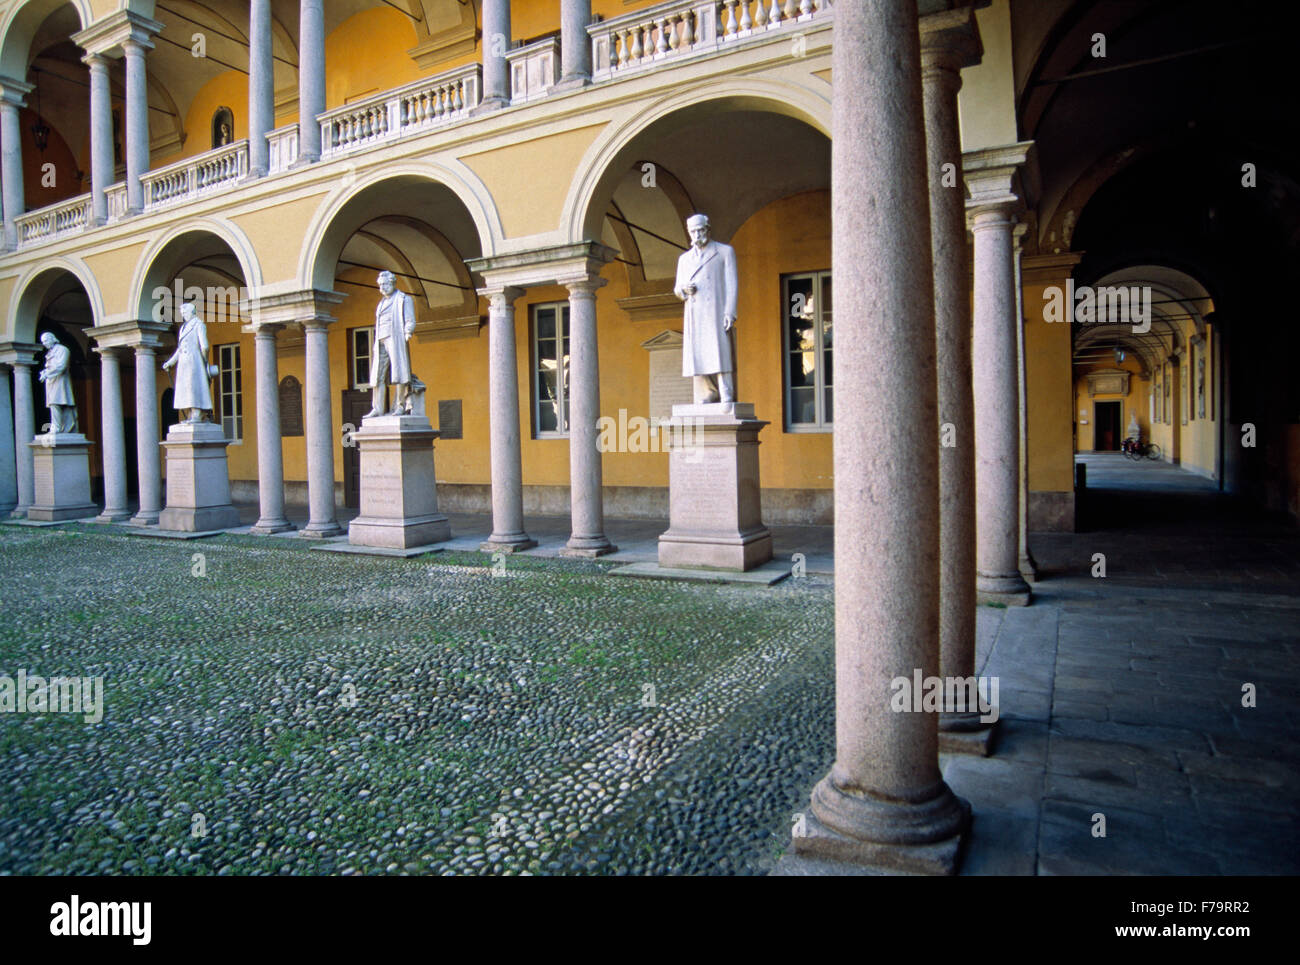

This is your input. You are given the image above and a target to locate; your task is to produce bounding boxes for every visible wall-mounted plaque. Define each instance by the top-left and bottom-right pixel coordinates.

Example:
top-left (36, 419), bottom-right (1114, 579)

top-left (438, 399), bottom-right (463, 440)
top-left (641, 330), bottom-right (694, 422)
top-left (279, 375), bottom-right (303, 436)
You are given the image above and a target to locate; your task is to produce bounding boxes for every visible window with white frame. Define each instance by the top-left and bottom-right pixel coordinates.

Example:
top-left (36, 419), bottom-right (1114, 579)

top-left (350, 326), bottom-right (374, 389)
top-left (532, 302), bottom-right (570, 437)
top-left (216, 343), bottom-right (243, 442)
top-left (782, 271), bottom-right (833, 431)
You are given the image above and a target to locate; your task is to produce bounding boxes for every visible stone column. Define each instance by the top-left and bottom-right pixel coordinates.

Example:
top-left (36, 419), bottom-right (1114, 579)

top-left (248, 0), bottom-right (274, 177)
top-left (480, 0), bottom-right (512, 110)
top-left (122, 36), bottom-right (152, 214)
top-left (250, 325), bottom-right (293, 533)
top-left (131, 344), bottom-right (161, 524)
top-left (96, 347), bottom-right (131, 521)
top-left (561, 277), bottom-right (615, 557)
top-left (559, 0), bottom-right (593, 88)
top-left (0, 83), bottom-right (30, 249)
top-left (85, 53), bottom-right (112, 224)
top-left (301, 317), bottom-right (341, 537)
top-left (298, 0), bottom-right (325, 163)
top-left (0, 365), bottom-right (17, 515)
top-left (10, 360), bottom-right (35, 517)
top-left (481, 286), bottom-right (536, 551)
top-left (921, 9), bottom-right (989, 751)
top-left (1014, 223), bottom-right (1037, 582)
top-left (967, 144), bottom-right (1033, 606)
top-left (792, 0), bottom-right (968, 874)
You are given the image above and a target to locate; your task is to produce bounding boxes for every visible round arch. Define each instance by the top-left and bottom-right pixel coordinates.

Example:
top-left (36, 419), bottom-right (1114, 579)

top-left (130, 218), bottom-right (263, 322)
top-left (8, 254), bottom-right (103, 343)
top-left (298, 161), bottom-right (500, 292)
top-left (0, 0), bottom-right (92, 79)
top-left (562, 78), bottom-right (831, 244)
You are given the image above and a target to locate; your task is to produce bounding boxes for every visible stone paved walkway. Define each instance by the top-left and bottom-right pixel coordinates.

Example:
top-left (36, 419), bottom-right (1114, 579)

top-left (1, 454), bottom-right (1295, 874)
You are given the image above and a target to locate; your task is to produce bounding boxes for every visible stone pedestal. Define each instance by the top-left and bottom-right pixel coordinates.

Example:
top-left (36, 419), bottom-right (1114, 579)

top-left (27, 434), bottom-right (98, 521)
top-left (348, 413), bottom-right (451, 549)
top-left (657, 403), bottom-right (772, 571)
top-left (158, 422), bottom-right (240, 532)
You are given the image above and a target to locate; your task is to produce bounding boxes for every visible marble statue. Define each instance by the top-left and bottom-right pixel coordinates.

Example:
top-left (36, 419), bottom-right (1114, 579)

top-left (1126, 412), bottom-right (1140, 441)
top-left (367, 270), bottom-right (418, 418)
top-left (674, 213), bottom-right (738, 405)
top-left (162, 301), bottom-right (214, 424)
top-left (37, 333), bottom-right (77, 433)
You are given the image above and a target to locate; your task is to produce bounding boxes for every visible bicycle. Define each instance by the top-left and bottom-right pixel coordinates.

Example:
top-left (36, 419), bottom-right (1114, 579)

top-left (1121, 437), bottom-right (1162, 461)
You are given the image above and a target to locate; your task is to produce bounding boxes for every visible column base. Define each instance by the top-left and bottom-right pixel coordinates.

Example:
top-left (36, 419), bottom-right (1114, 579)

top-left (790, 803), bottom-right (969, 875)
top-left (480, 535), bottom-right (538, 553)
top-left (300, 521), bottom-right (343, 539)
top-left (128, 511), bottom-right (159, 526)
top-left (1019, 550), bottom-right (1039, 583)
top-left (10, 504), bottom-right (31, 519)
top-left (560, 537), bottom-right (617, 558)
top-left (551, 75), bottom-right (591, 93)
top-left (976, 571), bottom-right (1032, 606)
top-left (939, 712), bottom-right (998, 756)
top-left (250, 518), bottom-right (296, 535)
top-left (95, 508), bottom-right (134, 523)
top-left (471, 96), bottom-right (509, 116)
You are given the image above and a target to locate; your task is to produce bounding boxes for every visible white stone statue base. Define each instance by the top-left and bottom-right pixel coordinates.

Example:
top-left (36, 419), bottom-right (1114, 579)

top-left (657, 403), bottom-right (773, 571)
top-left (158, 422), bottom-right (240, 532)
top-left (348, 413), bottom-right (452, 549)
top-left (27, 434), bottom-right (99, 521)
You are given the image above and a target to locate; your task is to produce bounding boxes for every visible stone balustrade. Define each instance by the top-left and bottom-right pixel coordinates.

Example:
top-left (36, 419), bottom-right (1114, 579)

top-left (14, 194), bottom-right (92, 249)
top-left (142, 140), bottom-right (249, 211)
top-left (508, 37), bottom-right (560, 104)
top-left (320, 63), bottom-right (482, 159)
top-left (268, 124), bottom-right (300, 173)
top-left (589, 0), bottom-right (828, 80)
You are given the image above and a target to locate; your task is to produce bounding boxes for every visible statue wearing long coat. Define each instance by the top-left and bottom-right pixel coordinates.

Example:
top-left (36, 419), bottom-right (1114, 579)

top-left (674, 239), bottom-right (738, 377)
top-left (371, 288), bottom-right (416, 388)
top-left (41, 340), bottom-right (74, 407)
top-left (166, 310), bottom-right (214, 412)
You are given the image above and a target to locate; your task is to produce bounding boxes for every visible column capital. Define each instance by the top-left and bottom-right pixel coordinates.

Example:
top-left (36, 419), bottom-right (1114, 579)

top-left (563, 275), bottom-right (608, 297)
top-left (478, 284), bottom-right (526, 308)
top-left (919, 5), bottom-right (982, 73)
top-left (468, 241), bottom-right (618, 291)
top-left (81, 51), bottom-right (112, 71)
top-left (0, 342), bottom-right (40, 367)
top-left (0, 76), bottom-right (32, 107)
top-left (73, 11), bottom-right (163, 57)
top-left (963, 141), bottom-right (1036, 209)
top-left (89, 320), bottom-right (171, 351)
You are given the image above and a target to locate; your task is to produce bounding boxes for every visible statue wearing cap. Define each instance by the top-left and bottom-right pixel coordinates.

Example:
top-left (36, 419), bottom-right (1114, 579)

top-left (673, 213), bottom-right (738, 404)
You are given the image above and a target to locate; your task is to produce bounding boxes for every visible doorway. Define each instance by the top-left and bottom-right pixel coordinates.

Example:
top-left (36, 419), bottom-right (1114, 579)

top-left (341, 389), bottom-right (369, 509)
top-left (1094, 401), bottom-right (1122, 451)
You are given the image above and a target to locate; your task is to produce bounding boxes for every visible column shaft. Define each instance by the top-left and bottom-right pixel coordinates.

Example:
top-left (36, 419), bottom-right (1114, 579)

top-left (799, 0), bottom-right (968, 869)
top-left (482, 288), bottom-right (535, 551)
top-left (131, 346), bottom-right (161, 524)
top-left (922, 30), bottom-right (981, 739)
top-left (481, 0), bottom-right (512, 108)
top-left (0, 366), bottom-right (17, 514)
top-left (97, 348), bottom-right (130, 521)
top-left (562, 280), bottom-right (615, 557)
top-left (11, 362), bottom-right (34, 516)
top-left (123, 39), bottom-right (150, 214)
top-left (87, 55), bottom-right (112, 224)
top-left (1, 100), bottom-right (24, 247)
top-left (560, 0), bottom-right (593, 86)
top-left (972, 207), bottom-right (1030, 603)
top-left (248, 0), bottom-right (274, 176)
top-left (251, 327), bottom-right (293, 533)
top-left (298, 0), bottom-right (325, 162)
top-left (301, 320), bottom-right (340, 536)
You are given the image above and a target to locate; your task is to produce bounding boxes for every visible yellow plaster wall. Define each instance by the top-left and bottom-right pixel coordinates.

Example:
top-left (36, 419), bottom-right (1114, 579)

top-left (229, 191), bottom-right (331, 285)
top-left (325, 8), bottom-right (422, 108)
top-left (460, 123), bottom-right (606, 238)
top-left (84, 241), bottom-right (149, 316)
top-left (1022, 275), bottom-right (1075, 493)
top-left (154, 69), bottom-right (247, 168)
top-left (958, 0), bottom-right (1019, 151)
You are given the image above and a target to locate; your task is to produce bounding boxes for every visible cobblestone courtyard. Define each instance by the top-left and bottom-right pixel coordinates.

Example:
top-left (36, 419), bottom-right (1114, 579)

top-left (1, 456), bottom-right (1297, 875)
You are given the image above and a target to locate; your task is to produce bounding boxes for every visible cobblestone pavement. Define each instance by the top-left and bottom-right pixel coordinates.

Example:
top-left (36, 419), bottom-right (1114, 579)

top-left (1, 454), bottom-right (1295, 874)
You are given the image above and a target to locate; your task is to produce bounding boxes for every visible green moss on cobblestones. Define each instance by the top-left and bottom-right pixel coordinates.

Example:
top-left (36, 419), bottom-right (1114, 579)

top-left (0, 525), bottom-right (834, 875)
